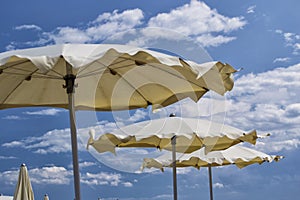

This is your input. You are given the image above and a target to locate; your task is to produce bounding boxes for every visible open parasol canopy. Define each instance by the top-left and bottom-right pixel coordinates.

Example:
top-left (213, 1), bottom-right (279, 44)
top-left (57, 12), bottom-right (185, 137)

top-left (142, 145), bottom-right (283, 200)
top-left (0, 44), bottom-right (236, 111)
top-left (87, 116), bottom-right (261, 154)
top-left (142, 145), bottom-right (282, 170)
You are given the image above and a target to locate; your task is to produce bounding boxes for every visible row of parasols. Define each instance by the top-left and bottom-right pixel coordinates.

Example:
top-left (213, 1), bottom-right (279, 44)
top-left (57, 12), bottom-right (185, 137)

top-left (0, 44), bottom-right (282, 200)
top-left (86, 115), bottom-right (283, 200)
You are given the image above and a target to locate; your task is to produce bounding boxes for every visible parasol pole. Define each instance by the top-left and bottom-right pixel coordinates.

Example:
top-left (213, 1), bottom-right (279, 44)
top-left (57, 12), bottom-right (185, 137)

top-left (208, 165), bottom-right (214, 200)
top-left (171, 135), bottom-right (178, 200)
top-left (169, 113), bottom-right (178, 200)
top-left (64, 62), bottom-right (81, 200)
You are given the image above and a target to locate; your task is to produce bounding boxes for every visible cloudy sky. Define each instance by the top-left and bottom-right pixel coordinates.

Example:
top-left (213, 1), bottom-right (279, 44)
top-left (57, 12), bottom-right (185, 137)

top-left (0, 0), bottom-right (299, 199)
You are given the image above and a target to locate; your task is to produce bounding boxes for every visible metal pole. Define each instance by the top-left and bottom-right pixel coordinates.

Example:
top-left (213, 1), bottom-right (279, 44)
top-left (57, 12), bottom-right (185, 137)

top-left (208, 165), bottom-right (213, 200)
top-left (171, 135), bottom-right (178, 200)
top-left (64, 63), bottom-right (81, 200)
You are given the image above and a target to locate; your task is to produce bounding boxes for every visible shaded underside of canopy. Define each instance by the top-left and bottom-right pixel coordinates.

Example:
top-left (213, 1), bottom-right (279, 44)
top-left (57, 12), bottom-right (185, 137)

top-left (0, 44), bottom-right (236, 111)
top-left (87, 117), bottom-right (260, 154)
top-left (141, 145), bottom-right (283, 171)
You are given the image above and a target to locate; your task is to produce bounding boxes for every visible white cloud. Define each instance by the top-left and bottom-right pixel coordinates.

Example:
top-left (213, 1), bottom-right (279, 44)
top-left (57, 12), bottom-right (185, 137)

top-left (152, 194), bottom-right (173, 200)
top-left (275, 29), bottom-right (283, 34)
top-left (79, 161), bottom-right (96, 168)
top-left (67, 161), bottom-right (97, 169)
top-left (213, 182), bottom-right (224, 188)
top-left (0, 165), bottom-right (131, 188)
top-left (284, 32), bottom-right (295, 43)
top-left (0, 165), bottom-right (72, 186)
top-left (147, 0), bottom-right (246, 47)
top-left (273, 57), bottom-right (291, 63)
top-left (128, 109), bottom-right (148, 122)
top-left (276, 30), bottom-right (300, 54)
top-left (2, 128), bottom-right (72, 154)
top-left (294, 43), bottom-right (300, 53)
top-left (98, 194), bottom-right (173, 200)
top-left (148, 1), bottom-right (245, 34)
top-left (92, 9), bottom-right (144, 27)
top-left (255, 138), bottom-right (300, 152)
top-left (23, 108), bottom-right (65, 116)
top-left (30, 166), bottom-right (72, 185)
top-left (5, 42), bottom-right (20, 50)
top-left (1, 122), bottom-right (119, 154)
top-left (228, 64), bottom-right (300, 105)
top-left (44, 8), bottom-right (144, 45)
top-left (148, 93), bottom-right (230, 122)
top-left (247, 5), bottom-right (256, 14)
top-left (7, 1), bottom-right (245, 49)
top-left (224, 63), bottom-right (300, 153)
top-left (1, 115), bottom-right (23, 120)
top-left (285, 103), bottom-right (300, 117)
top-left (6, 8), bottom-right (144, 49)
top-left (176, 167), bottom-right (192, 174)
top-left (82, 172), bottom-right (121, 186)
top-left (195, 34), bottom-right (236, 47)
top-left (92, 148), bottom-right (163, 173)
top-left (14, 24), bottom-right (42, 31)
top-left (2, 110), bottom-right (64, 120)
top-left (46, 27), bottom-right (91, 44)
top-left (0, 155), bottom-right (17, 160)
top-left (122, 181), bottom-right (133, 187)
top-left (2, 141), bottom-right (24, 148)
top-left (87, 9), bottom-right (144, 40)
top-left (0, 169), bottom-right (22, 186)
top-left (114, 109), bottom-right (148, 125)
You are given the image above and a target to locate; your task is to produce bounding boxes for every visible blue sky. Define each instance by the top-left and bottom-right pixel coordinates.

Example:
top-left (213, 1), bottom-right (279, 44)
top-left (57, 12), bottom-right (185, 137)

top-left (0, 0), bottom-right (299, 199)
